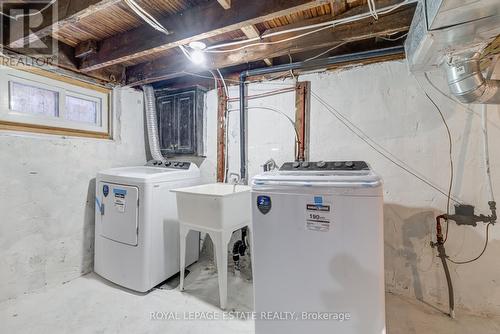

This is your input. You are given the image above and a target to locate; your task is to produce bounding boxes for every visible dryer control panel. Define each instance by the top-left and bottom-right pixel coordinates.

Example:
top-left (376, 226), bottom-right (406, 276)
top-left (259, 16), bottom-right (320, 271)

top-left (280, 161), bottom-right (369, 171)
top-left (146, 160), bottom-right (191, 170)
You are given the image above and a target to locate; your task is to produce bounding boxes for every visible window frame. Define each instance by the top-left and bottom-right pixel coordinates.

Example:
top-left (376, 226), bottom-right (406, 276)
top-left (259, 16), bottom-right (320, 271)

top-left (0, 66), bottom-right (110, 136)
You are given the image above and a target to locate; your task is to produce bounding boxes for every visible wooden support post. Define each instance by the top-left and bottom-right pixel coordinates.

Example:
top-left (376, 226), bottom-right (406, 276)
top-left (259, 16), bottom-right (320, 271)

top-left (295, 81), bottom-right (311, 162)
top-left (217, 84), bottom-right (228, 182)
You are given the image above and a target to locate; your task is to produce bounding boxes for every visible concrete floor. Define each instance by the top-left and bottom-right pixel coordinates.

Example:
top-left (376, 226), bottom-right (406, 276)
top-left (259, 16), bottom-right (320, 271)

top-left (1, 260), bottom-right (499, 334)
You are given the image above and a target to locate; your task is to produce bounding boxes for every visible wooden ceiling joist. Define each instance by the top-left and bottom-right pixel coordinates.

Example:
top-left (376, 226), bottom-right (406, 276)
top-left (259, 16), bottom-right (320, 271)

top-left (79, 0), bottom-right (331, 73)
top-left (216, 0), bottom-right (232, 10)
top-left (240, 25), bottom-right (273, 66)
top-left (9, 0), bottom-right (122, 48)
top-left (126, 4), bottom-right (415, 86)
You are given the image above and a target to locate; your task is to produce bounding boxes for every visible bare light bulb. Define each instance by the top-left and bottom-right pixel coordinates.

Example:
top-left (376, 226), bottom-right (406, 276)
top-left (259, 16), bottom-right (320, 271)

top-left (190, 49), bottom-right (206, 65)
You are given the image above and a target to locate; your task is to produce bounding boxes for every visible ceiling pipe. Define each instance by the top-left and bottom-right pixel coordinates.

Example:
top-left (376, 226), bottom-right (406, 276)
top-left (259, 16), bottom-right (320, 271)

top-left (445, 52), bottom-right (500, 105)
top-left (238, 45), bottom-right (405, 183)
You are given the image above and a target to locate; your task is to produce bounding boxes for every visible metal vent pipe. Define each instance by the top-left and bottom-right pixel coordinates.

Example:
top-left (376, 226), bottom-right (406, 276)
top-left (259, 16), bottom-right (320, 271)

top-left (143, 85), bottom-right (167, 163)
top-left (445, 53), bottom-right (500, 105)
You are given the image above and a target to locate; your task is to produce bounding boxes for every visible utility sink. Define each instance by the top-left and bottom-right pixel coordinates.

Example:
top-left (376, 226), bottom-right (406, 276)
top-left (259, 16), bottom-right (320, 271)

top-left (171, 183), bottom-right (251, 230)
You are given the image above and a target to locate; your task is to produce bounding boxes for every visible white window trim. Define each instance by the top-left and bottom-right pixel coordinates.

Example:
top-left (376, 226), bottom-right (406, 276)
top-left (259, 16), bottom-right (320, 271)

top-left (0, 66), bottom-right (109, 134)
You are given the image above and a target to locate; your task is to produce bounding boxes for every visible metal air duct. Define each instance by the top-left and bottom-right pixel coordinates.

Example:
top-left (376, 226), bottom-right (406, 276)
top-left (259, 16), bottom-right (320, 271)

top-left (445, 52), bottom-right (500, 104)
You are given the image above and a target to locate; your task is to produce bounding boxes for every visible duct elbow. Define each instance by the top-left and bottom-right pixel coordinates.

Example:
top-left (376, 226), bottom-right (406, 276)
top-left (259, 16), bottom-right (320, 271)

top-left (445, 54), bottom-right (500, 105)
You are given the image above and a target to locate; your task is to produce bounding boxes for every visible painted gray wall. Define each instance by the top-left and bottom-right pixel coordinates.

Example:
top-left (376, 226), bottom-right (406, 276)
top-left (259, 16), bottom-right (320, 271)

top-left (203, 60), bottom-right (500, 316)
top-left (0, 87), bottom-right (147, 302)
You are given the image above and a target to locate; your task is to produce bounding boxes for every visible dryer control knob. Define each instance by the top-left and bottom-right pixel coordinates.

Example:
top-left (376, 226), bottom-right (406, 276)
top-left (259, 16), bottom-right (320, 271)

top-left (301, 161), bottom-right (310, 168)
top-left (345, 161), bottom-right (354, 168)
top-left (317, 161), bottom-right (326, 168)
top-left (292, 162), bottom-right (300, 168)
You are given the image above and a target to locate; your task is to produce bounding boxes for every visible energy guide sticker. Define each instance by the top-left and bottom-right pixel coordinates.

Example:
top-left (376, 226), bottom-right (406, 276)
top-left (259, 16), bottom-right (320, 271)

top-left (305, 197), bottom-right (332, 232)
top-left (113, 188), bottom-right (127, 213)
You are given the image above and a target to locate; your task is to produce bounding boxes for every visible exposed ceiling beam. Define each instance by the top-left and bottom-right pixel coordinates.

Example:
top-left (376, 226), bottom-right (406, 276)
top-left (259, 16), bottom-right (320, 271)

top-left (80, 0), bottom-right (331, 72)
top-left (329, 0), bottom-right (347, 16)
top-left (126, 4), bottom-right (415, 86)
top-left (240, 25), bottom-right (273, 66)
top-left (216, 0), bottom-right (232, 9)
top-left (1, 37), bottom-right (124, 84)
top-left (8, 0), bottom-right (122, 48)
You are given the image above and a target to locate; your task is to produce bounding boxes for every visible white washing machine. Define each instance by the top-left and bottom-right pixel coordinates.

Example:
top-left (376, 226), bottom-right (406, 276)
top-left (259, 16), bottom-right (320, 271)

top-left (94, 160), bottom-right (201, 292)
top-left (251, 161), bottom-right (385, 334)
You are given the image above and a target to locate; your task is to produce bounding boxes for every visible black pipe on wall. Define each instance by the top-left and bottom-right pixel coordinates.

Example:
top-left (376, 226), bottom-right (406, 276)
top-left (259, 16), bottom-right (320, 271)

top-left (238, 45), bottom-right (405, 183)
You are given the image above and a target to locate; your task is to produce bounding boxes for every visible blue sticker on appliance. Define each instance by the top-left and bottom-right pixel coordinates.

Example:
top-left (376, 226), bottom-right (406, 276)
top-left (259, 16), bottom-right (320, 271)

top-left (113, 188), bottom-right (127, 199)
top-left (257, 195), bottom-right (272, 215)
top-left (103, 185), bottom-right (109, 197)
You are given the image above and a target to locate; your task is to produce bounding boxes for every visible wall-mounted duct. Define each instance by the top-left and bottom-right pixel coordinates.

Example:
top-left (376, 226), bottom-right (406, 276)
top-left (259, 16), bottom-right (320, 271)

top-left (445, 52), bottom-right (500, 104)
top-left (405, 0), bottom-right (500, 73)
top-left (142, 85), bottom-right (167, 162)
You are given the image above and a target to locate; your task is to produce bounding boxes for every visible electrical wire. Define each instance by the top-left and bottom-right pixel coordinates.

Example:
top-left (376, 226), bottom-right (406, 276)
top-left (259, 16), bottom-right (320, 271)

top-left (227, 87), bottom-right (295, 102)
top-left (415, 75), bottom-right (455, 243)
top-left (208, 70), bottom-right (218, 90)
top-left (123, 0), bottom-right (414, 82)
top-left (429, 93), bottom-right (454, 243)
top-left (0, 0), bottom-right (57, 20)
top-left (227, 106), bottom-right (300, 155)
top-left (217, 69), bottom-right (229, 96)
top-left (205, 0), bottom-right (414, 52)
top-left (228, 107), bottom-right (298, 141)
top-left (482, 56), bottom-right (498, 203)
top-left (303, 42), bottom-right (348, 62)
top-left (180, 71), bottom-right (296, 87)
top-left (310, 90), bottom-right (462, 203)
top-left (124, 0), bottom-right (204, 64)
top-left (368, 0), bottom-right (379, 20)
top-left (124, 0), bottom-right (170, 34)
top-left (438, 58), bottom-right (497, 266)
top-left (377, 32), bottom-right (408, 42)
top-left (446, 223), bottom-right (493, 264)
top-left (423, 73), bottom-right (474, 112)
top-left (205, 25), bottom-right (335, 54)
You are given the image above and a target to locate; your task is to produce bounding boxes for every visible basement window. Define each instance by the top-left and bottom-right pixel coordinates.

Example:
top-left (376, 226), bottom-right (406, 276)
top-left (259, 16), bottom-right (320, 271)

top-left (0, 66), bottom-right (110, 138)
top-left (65, 95), bottom-right (100, 125)
top-left (9, 82), bottom-right (59, 117)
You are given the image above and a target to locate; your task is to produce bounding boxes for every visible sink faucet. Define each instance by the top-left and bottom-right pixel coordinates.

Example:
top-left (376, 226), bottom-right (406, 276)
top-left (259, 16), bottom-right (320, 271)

top-left (229, 172), bottom-right (243, 192)
top-left (263, 158), bottom-right (278, 172)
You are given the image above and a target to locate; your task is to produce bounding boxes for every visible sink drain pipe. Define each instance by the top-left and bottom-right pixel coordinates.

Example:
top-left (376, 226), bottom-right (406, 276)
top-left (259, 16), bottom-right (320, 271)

top-left (238, 46), bottom-right (405, 183)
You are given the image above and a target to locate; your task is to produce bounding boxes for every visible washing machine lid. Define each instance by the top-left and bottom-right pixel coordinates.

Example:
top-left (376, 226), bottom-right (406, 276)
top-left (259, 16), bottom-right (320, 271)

top-left (98, 164), bottom-right (200, 184)
top-left (252, 161), bottom-right (382, 188)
